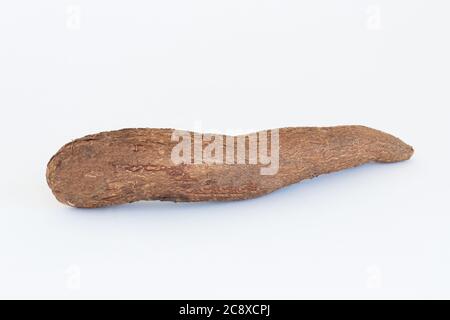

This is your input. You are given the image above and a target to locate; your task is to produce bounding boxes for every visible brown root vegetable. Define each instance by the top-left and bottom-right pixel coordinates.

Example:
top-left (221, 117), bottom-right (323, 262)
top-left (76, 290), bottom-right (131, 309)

top-left (46, 126), bottom-right (413, 208)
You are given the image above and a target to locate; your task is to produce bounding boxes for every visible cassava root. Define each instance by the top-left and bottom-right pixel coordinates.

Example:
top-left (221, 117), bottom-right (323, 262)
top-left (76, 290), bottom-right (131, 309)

top-left (46, 126), bottom-right (413, 208)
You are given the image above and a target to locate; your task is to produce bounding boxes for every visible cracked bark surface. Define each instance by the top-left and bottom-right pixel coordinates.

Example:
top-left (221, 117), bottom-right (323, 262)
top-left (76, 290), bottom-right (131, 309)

top-left (46, 126), bottom-right (414, 208)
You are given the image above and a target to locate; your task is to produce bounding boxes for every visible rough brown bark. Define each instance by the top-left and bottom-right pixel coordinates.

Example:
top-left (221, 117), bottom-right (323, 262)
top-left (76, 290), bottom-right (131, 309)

top-left (46, 126), bottom-right (413, 208)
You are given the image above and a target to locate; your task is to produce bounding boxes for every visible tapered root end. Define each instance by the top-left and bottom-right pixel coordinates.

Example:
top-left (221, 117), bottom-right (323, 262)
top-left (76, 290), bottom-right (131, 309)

top-left (377, 142), bottom-right (414, 163)
top-left (361, 126), bottom-right (414, 163)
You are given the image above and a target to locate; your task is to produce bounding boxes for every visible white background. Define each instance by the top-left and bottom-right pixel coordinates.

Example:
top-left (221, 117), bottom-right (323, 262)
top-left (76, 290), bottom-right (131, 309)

top-left (0, 0), bottom-right (449, 299)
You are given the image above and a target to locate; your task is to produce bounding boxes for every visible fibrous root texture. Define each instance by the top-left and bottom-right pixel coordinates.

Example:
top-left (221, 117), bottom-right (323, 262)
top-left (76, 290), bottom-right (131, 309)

top-left (46, 126), bottom-right (414, 208)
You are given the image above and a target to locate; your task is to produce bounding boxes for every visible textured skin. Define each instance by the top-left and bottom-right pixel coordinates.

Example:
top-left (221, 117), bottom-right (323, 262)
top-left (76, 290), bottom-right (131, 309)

top-left (46, 126), bottom-right (414, 208)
